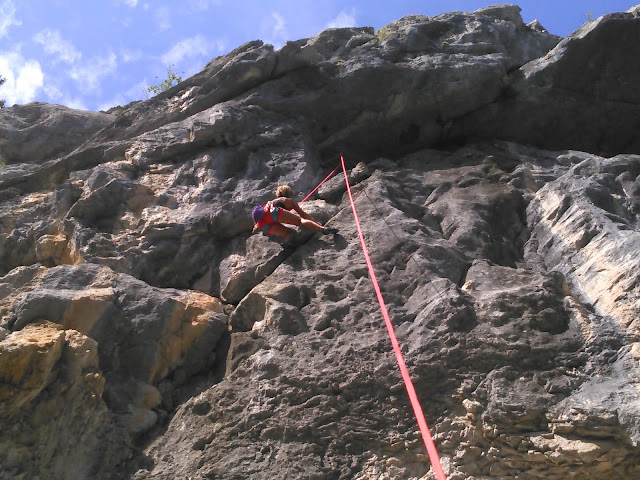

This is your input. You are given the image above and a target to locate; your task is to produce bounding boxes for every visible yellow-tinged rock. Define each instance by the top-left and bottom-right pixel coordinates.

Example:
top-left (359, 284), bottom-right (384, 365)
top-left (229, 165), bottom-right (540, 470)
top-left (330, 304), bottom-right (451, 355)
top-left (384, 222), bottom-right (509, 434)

top-left (35, 234), bottom-right (72, 265)
top-left (0, 321), bottom-right (65, 414)
top-left (61, 287), bottom-right (116, 335)
top-left (63, 329), bottom-right (101, 380)
top-left (149, 290), bottom-right (225, 384)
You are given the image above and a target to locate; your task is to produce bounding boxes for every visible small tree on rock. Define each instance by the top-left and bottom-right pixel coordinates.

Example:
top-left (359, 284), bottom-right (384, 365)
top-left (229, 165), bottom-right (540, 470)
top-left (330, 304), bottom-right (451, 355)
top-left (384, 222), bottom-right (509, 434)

top-left (147, 65), bottom-right (182, 96)
top-left (0, 75), bottom-right (6, 108)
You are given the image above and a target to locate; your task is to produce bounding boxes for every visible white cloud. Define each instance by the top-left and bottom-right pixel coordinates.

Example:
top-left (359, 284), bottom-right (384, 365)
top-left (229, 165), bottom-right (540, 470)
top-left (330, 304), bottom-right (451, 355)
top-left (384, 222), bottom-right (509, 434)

top-left (42, 83), bottom-right (63, 101)
top-left (154, 7), bottom-right (171, 31)
top-left (63, 98), bottom-right (88, 110)
top-left (99, 79), bottom-right (150, 110)
top-left (0, 50), bottom-right (44, 105)
top-left (69, 52), bottom-right (118, 93)
top-left (118, 16), bottom-right (134, 28)
top-left (120, 47), bottom-right (143, 63)
top-left (326, 8), bottom-right (357, 29)
top-left (33, 29), bottom-right (82, 64)
top-left (161, 35), bottom-right (210, 66)
top-left (187, 0), bottom-right (221, 12)
top-left (212, 39), bottom-right (228, 54)
top-left (14, 61), bottom-right (43, 104)
top-left (262, 12), bottom-right (288, 49)
top-left (271, 12), bottom-right (286, 38)
top-left (123, 0), bottom-right (139, 6)
top-left (56, 95), bottom-right (87, 110)
top-left (39, 82), bottom-right (86, 109)
top-left (0, 0), bottom-right (21, 38)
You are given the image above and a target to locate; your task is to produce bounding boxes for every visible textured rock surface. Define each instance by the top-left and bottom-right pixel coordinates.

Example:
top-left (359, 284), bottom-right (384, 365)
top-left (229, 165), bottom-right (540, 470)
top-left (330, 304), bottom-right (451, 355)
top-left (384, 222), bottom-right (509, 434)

top-left (455, 5), bottom-right (640, 155)
top-left (1, 4), bottom-right (640, 480)
top-left (0, 102), bottom-right (115, 165)
top-left (0, 321), bottom-right (127, 480)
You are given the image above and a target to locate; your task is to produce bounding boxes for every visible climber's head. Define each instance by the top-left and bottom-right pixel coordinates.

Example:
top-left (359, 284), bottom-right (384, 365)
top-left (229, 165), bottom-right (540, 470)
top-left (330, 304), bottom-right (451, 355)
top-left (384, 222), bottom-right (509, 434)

top-left (276, 185), bottom-right (293, 198)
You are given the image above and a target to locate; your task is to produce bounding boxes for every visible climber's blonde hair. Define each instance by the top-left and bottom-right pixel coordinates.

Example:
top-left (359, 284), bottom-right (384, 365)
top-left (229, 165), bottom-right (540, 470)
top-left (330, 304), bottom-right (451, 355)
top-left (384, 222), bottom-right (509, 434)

top-left (276, 185), bottom-right (293, 198)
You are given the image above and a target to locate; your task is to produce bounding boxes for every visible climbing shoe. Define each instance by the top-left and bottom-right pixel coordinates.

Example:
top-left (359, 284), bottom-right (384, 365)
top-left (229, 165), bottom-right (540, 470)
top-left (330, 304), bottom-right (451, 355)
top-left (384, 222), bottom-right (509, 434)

top-left (322, 227), bottom-right (338, 235)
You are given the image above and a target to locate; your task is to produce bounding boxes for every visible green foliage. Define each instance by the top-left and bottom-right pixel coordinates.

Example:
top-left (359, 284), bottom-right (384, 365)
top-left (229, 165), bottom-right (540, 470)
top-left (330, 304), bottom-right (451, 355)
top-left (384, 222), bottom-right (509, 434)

top-left (147, 65), bottom-right (183, 96)
top-left (585, 11), bottom-right (595, 21)
top-left (375, 27), bottom-right (389, 42)
top-left (0, 74), bottom-right (6, 108)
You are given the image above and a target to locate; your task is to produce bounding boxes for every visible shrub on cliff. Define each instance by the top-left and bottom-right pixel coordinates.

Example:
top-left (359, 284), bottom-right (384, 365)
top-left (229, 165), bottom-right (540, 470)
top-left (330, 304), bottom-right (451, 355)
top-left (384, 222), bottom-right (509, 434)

top-left (0, 74), bottom-right (6, 108)
top-left (147, 65), bottom-right (182, 96)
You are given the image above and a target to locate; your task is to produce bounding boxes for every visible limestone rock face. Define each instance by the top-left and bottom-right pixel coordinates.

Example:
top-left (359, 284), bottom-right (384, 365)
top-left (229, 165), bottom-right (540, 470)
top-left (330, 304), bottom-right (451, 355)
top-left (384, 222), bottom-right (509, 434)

top-left (0, 102), bottom-right (115, 165)
top-left (0, 321), bottom-right (127, 480)
top-left (526, 154), bottom-right (640, 328)
top-left (1, 4), bottom-right (640, 480)
top-left (457, 6), bottom-right (640, 155)
top-left (0, 265), bottom-right (227, 479)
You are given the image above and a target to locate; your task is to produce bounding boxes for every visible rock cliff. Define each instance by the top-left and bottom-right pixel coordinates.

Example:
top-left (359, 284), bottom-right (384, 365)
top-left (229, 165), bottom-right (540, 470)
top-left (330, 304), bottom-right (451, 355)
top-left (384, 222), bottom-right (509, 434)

top-left (1, 4), bottom-right (640, 480)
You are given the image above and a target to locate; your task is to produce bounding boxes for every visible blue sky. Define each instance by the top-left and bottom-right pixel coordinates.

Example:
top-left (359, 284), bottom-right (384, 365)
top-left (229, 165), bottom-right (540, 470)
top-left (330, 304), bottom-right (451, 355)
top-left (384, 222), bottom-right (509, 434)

top-left (0, 0), bottom-right (637, 112)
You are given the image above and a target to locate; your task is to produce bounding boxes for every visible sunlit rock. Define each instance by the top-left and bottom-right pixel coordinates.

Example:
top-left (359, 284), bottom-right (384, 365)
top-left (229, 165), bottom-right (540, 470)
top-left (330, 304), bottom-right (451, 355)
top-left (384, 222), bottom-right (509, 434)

top-left (1, 4), bottom-right (639, 479)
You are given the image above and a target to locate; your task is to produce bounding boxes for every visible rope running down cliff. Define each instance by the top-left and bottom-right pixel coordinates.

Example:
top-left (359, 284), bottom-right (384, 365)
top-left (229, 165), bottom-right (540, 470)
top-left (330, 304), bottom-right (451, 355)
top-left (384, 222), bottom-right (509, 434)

top-left (339, 155), bottom-right (447, 480)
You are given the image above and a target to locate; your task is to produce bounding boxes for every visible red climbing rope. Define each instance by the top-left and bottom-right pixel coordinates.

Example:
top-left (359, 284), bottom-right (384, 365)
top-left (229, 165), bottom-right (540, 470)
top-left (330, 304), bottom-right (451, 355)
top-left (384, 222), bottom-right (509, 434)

top-left (340, 155), bottom-right (447, 480)
top-left (300, 164), bottom-right (340, 203)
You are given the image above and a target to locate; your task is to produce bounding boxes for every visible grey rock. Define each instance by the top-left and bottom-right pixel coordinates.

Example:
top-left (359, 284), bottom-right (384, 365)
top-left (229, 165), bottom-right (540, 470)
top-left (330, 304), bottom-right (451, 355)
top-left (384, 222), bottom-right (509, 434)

top-left (1, 4), bottom-right (640, 480)
top-left (457, 7), bottom-right (640, 155)
top-left (526, 153), bottom-right (640, 331)
top-left (0, 262), bottom-right (228, 479)
top-left (0, 102), bottom-right (114, 165)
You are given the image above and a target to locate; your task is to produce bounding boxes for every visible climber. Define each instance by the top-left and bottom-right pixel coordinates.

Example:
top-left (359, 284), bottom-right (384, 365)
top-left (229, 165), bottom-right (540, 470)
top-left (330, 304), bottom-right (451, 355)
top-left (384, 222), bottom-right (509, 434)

top-left (252, 184), bottom-right (338, 247)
